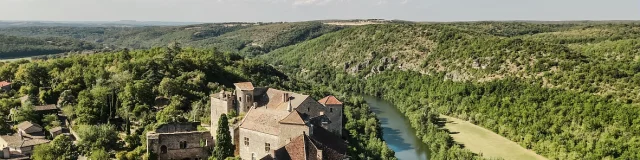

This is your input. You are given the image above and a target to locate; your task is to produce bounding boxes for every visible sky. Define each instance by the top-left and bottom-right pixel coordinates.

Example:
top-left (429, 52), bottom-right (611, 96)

top-left (0, 0), bottom-right (638, 22)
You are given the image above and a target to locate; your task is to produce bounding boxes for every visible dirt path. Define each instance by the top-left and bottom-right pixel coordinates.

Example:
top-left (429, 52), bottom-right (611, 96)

top-left (440, 115), bottom-right (547, 160)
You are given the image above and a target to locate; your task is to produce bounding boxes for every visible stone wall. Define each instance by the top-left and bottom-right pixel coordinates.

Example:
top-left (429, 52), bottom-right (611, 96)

top-left (211, 96), bottom-right (232, 139)
top-left (238, 128), bottom-right (278, 160)
top-left (325, 104), bottom-right (343, 136)
top-left (277, 123), bottom-right (308, 146)
top-left (147, 131), bottom-right (213, 160)
top-left (155, 123), bottom-right (198, 133)
top-left (236, 89), bottom-right (254, 113)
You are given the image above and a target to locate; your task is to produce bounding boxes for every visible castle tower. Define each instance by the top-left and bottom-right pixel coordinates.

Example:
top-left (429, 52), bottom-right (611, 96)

top-left (234, 82), bottom-right (255, 113)
top-left (318, 95), bottom-right (344, 137)
top-left (210, 90), bottom-right (235, 139)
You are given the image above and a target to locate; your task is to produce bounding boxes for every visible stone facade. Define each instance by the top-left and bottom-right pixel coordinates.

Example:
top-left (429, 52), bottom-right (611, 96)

top-left (146, 123), bottom-right (214, 160)
top-left (211, 82), bottom-right (345, 160)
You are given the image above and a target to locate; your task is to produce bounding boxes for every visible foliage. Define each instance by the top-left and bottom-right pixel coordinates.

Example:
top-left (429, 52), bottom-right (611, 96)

top-left (212, 114), bottom-right (234, 160)
top-left (12, 100), bottom-right (36, 123)
top-left (32, 135), bottom-right (79, 160)
top-left (76, 124), bottom-right (119, 154)
top-left (90, 149), bottom-right (110, 160)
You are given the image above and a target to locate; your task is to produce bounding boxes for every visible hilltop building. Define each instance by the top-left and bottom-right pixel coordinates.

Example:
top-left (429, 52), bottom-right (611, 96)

top-left (211, 82), bottom-right (346, 160)
top-left (146, 122), bottom-right (214, 160)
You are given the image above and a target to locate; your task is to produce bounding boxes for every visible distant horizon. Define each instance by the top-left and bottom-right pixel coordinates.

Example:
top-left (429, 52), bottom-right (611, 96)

top-left (1, 0), bottom-right (637, 23)
top-left (2, 19), bottom-right (640, 24)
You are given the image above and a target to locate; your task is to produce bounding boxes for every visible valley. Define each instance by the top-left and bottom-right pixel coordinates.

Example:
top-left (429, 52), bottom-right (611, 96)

top-left (0, 21), bottom-right (639, 160)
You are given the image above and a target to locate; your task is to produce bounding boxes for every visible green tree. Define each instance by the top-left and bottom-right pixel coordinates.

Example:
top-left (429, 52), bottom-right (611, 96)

top-left (212, 114), bottom-right (233, 160)
top-left (13, 100), bottom-right (36, 123)
top-left (77, 124), bottom-right (119, 154)
top-left (32, 135), bottom-right (78, 160)
top-left (89, 149), bottom-right (110, 160)
top-left (15, 63), bottom-right (49, 87)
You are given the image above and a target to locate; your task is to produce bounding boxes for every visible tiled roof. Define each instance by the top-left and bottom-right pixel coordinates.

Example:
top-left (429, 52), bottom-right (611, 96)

top-left (310, 126), bottom-right (348, 157)
top-left (33, 104), bottom-right (57, 111)
top-left (0, 134), bottom-right (50, 148)
top-left (0, 81), bottom-right (11, 87)
top-left (49, 126), bottom-right (63, 133)
top-left (234, 82), bottom-right (254, 90)
top-left (273, 133), bottom-right (347, 160)
top-left (318, 95), bottom-right (342, 105)
top-left (16, 121), bottom-right (42, 133)
top-left (240, 88), bottom-right (311, 135)
top-left (279, 111), bottom-right (306, 125)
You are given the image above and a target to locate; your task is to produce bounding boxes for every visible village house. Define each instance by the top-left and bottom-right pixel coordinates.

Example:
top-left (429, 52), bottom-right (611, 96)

top-left (210, 82), bottom-right (347, 160)
top-left (0, 121), bottom-right (51, 159)
top-left (146, 122), bottom-right (214, 160)
top-left (0, 81), bottom-right (11, 92)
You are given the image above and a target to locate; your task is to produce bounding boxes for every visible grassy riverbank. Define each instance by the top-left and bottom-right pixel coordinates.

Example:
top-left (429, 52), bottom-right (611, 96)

top-left (441, 115), bottom-right (546, 160)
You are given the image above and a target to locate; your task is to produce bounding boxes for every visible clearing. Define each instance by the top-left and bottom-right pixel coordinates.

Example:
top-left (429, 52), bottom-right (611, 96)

top-left (440, 115), bottom-right (547, 160)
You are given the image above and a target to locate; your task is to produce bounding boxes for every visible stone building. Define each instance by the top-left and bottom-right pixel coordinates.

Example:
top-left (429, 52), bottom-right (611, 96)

top-left (146, 123), bottom-right (214, 160)
top-left (211, 82), bottom-right (345, 160)
top-left (264, 126), bottom-right (348, 160)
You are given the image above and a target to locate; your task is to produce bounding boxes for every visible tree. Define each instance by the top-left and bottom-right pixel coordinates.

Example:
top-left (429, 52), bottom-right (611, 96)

top-left (90, 149), bottom-right (109, 160)
top-left (13, 100), bottom-right (36, 123)
top-left (32, 135), bottom-right (78, 160)
top-left (212, 114), bottom-right (233, 160)
top-left (77, 124), bottom-right (119, 154)
top-left (15, 63), bottom-right (49, 87)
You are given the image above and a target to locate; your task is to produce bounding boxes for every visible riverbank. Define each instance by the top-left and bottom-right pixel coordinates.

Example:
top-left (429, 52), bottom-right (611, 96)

top-left (440, 115), bottom-right (547, 160)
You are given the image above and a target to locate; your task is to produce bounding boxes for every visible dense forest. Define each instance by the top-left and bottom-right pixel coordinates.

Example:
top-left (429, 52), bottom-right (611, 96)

top-left (2, 21), bottom-right (640, 159)
top-left (0, 45), bottom-right (395, 159)
top-left (261, 22), bottom-right (640, 159)
top-left (0, 22), bottom-right (343, 59)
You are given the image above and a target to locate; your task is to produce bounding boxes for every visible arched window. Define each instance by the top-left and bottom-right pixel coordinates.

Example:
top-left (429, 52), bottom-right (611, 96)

top-left (161, 145), bottom-right (168, 154)
top-left (180, 141), bottom-right (187, 149)
top-left (251, 153), bottom-right (256, 160)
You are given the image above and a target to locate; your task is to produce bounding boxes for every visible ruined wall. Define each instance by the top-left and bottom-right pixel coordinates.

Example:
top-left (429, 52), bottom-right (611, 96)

top-left (238, 128), bottom-right (278, 160)
top-left (211, 96), bottom-right (230, 139)
top-left (155, 123), bottom-right (198, 133)
top-left (147, 131), bottom-right (213, 160)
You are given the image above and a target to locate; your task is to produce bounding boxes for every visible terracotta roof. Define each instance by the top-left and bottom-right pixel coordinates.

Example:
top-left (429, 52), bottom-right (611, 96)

top-left (16, 121), bottom-right (42, 133)
top-left (33, 104), bottom-right (57, 111)
top-left (240, 88), bottom-right (312, 135)
top-left (279, 111), bottom-right (306, 125)
top-left (234, 82), bottom-right (254, 90)
top-left (273, 133), bottom-right (347, 160)
top-left (318, 95), bottom-right (342, 105)
top-left (0, 81), bottom-right (11, 87)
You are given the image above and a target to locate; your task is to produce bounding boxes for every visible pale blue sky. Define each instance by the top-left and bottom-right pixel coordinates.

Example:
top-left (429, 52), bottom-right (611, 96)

top-left (0, 0), bottom-right (638, 22)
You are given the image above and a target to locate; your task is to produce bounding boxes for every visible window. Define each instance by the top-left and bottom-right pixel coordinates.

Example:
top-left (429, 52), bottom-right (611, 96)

top-left (244, 137), bottom-right (249, 146)
top-left (251, 153), bottom-right (256, 160)
top-left (180, 141), bottom-right (187, 149)
top-left (330, 108), bottom-right (333, 112)
top-left (265, 143), bottom-right (271, 152)
top-left (307, 107), bottom-right (310, 112)
top-left (161, 145), bottom-right (168, 154)
top-left (239, 97), bottom-right (242, 102)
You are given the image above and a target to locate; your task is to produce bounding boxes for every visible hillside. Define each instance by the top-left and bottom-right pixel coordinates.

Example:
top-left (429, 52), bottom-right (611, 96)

top-left (261, 22), bottom-right (640, 159)
top-left (0, 22), bottom-right (343, 59)
top-left (0, 34), bottom-right (95, 59)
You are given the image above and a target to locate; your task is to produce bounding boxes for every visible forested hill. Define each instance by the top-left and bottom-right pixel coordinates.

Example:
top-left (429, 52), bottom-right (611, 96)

top-left (0, 22), bottom-right (343, 59)
top-left (260, 22), bottom-right (640, 159)
top-left (0, 34), bottom-right (95, 59)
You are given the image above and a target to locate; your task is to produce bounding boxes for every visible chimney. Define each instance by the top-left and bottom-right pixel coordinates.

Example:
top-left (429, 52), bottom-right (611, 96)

top-left (287, 101), bottom-right (292, 112)
top-left (309, 124), bottom-right (314, 136)
top-left (253, 102), bottom-right (257, 109)
top-left (18, 131), bottom-right (23, 140)
top-left (317, 150), bottom-right (323, 160)
top-left (282, 93), bottom-right (289, 102)
top-left (2, 147), bottom-right (9, 159)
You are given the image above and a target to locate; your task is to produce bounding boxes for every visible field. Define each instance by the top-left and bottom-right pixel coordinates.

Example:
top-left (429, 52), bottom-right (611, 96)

top-left (441, 115), bottom-right (547, 160)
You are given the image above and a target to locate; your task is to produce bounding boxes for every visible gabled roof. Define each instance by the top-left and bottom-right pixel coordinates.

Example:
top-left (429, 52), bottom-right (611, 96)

top-left (16, 121), bottom-right (43, 133)
top-left (49, 126), bottom-right (63, 133)
top-left (0, 81), bottom-right (11, 87)
top-left (234, 82), bottom-right (254, 90)
top-left (318, 95), bottom-right (342, 105)
top-left (273, 132), bottom-right (348, 160)
top-left (0, 134), bottom-right (50, 148)
top-left (33, 104), bottom-right (57, 111)
top-left (279, 111), bottom-right (306, 125)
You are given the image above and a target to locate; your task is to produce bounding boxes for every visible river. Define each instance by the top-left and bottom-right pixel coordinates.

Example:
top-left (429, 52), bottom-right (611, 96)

top-left (363, 95), bottom-right (429, 160)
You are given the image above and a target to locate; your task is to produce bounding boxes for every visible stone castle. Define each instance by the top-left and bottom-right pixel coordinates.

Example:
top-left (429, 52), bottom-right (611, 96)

top-left (211, 82), bottom-right (347, 160)
top-left (147, 82), bottom-right (347, 160)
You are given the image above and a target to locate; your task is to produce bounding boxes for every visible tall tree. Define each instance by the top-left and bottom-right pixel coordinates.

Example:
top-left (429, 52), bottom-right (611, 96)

top-left (32, 135), bottom-right (78, 160)
top-left (212, 114), bottom-right (233, 160)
